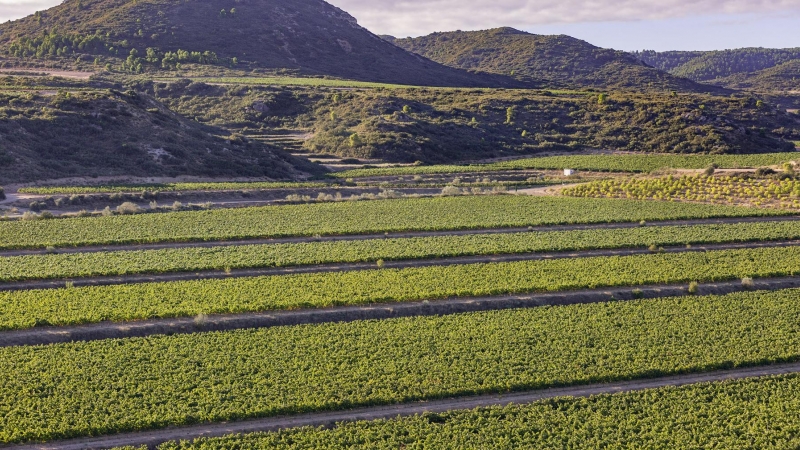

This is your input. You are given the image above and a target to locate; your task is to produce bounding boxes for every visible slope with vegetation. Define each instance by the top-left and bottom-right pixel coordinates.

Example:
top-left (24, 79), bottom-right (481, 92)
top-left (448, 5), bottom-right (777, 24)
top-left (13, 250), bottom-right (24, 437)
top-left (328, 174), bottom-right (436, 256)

top-left (392, 28), bottom-right (716, 92)
top-left (635, 48), bottom-right (800, 85)
top-left (0, 84), bottom-right (319, 184)
top-left (141, 80), bottom-right (799, 163)
top-left (715, 60), bottom-right (800, 92)
top-left (0, 0), bottom-right (519, 88)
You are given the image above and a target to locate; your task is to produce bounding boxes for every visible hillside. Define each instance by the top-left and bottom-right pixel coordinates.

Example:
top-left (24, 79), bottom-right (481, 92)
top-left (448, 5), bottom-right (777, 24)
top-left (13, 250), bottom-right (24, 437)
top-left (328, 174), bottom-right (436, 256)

top-left (712, 60), bottom-right (800, 92)
top-left (0, 82), bottom-right (320, 184)
top-left (142, 80), bottom-right (800, 163)
top-left (636, 48), bottom-right (800, 83)
top-left (0, 0), bottom-right (518, 87)
top-left (392, 28), bottom-right (718, 92)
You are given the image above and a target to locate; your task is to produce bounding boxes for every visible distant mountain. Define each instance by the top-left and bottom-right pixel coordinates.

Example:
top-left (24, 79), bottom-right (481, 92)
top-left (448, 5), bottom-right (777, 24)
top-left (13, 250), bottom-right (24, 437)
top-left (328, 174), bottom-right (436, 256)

top-left (0, 87), bottom-right (320, 184)
top-left (636, 48), bottom-right (800, 83)
top-left (393, 28), bottom-right (720, 92)
top-left (0, 0), bottom-right (519, 87)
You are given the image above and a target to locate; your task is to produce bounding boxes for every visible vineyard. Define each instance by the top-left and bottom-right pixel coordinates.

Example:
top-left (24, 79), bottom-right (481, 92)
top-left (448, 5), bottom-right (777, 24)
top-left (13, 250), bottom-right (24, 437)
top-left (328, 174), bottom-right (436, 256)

top-left (3, 220), bottom-right (800, 282)
top-left (566, 175), bottom-right (800, 208)
top-left (333, 153), bottom-right (800, 178)
top-left (3, 245), bottom-right (800, 330)
top-left (151, 373), bottom-right (800, 449)
top-left (3, 289), bottom-right (800, 443)
top-left (0, 196), bottom-right (780, 250)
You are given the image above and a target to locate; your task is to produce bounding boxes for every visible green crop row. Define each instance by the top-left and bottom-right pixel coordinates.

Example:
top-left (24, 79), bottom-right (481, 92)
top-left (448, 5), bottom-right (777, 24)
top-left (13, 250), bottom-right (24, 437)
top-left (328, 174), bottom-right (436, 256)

top-left (146, 373), bottom-right (800, 449)
top-left (5, 220), bottom-right (800, 282)
top-left (0, 196), bottom-right (779, 250)
top-left (3, 246), bottom-right (800, 330)
top-left (4, 288), bottom-right (800, 444)
top-left (18, 181), bottom-right (334, 195)
top-left (333, 153), bottom-right (800, 178)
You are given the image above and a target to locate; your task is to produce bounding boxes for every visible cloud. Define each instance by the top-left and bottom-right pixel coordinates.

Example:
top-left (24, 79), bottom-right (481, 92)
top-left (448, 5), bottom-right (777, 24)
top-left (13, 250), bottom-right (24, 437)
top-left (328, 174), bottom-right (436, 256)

top-left (329, 0), bottom-right (800, 36)
top-left (0, 0), bottom-right (61, 22)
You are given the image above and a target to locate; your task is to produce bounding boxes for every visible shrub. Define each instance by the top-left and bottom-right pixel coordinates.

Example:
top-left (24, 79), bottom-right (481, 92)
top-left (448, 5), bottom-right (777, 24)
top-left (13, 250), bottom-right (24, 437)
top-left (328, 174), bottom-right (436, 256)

top-left (21, 211), bottom-right (38, 221)
top-left (0, 187), bottom-right (4, 201)
top-left (441, 186), bottom-right (462, 196)
top-left (101, 206), bottom-right (113, 217)
top-left (116, 202), bottom-right (141, 215)
top-left (741, 277), bottom-right (755, 289)
top-left (688, 281), bottom-right (699, 294)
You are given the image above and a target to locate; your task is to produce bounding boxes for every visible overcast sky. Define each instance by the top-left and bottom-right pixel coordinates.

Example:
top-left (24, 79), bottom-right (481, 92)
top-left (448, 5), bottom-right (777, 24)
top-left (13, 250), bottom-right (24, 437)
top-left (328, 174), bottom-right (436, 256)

top-left (2, 0), bottom-right (799, 51)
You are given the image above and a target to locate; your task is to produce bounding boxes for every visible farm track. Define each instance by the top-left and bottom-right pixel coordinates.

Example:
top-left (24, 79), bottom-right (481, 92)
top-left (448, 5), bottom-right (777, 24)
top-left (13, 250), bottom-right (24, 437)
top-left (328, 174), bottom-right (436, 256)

top-left (9, 362), bottom-right (800, 450)
top-left (5, 276), bottom-right (800, 347)
top-left (2, 215), bottom-right (799, 257)
top-left (3, 239), bottom-right (800, 291)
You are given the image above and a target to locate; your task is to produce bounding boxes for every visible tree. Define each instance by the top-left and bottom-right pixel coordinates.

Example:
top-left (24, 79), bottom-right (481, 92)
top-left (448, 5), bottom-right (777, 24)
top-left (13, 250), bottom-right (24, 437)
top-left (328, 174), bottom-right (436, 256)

top-left (349, 133), bottom-right (362, 147)
top-left (402, 105), bottom-right (411, 114)
top-left (598, 93), bottom-right (608, 105)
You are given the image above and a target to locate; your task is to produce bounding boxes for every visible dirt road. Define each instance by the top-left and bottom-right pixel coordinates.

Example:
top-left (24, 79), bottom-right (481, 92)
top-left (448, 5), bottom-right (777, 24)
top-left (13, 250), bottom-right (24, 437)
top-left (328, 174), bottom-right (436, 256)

top-left (10, 362), bottom-right (800, 450)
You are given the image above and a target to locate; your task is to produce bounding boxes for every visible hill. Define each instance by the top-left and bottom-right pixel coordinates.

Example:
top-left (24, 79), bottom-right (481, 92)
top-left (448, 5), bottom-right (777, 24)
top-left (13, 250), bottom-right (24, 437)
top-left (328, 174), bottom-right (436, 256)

top-left (392, 28), bottom-right (719, 92)
top-left (715, 60), bottom-right (800, 92)
top-left (0, 0), bottom-right (518, 88)
top-left (0, 81), bottom-right (320, 184)
top-left (142, 80), bottom-right (800, 163)
top-left (635, 48), bottom-right (800, 83)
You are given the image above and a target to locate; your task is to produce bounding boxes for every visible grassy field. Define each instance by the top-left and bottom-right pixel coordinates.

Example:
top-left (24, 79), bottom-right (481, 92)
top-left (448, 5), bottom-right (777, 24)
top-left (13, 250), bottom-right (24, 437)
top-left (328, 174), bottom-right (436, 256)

top-left (4, 288), bottom-right (800, 443)
top-left (0, 196), bottom-right (781, 250)
top-left (333, 153), bottom-right (800, 178)
top-left (3, 245), bottom-right (800, 329)
top-left (3, 220), bottom-right (800, 282)
top-left (149, 373), bottom-right (800, 449)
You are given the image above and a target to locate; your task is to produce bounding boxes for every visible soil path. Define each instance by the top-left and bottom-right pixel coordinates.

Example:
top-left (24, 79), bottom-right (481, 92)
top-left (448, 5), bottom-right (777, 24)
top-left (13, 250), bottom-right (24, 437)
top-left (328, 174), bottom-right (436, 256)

top-left (0, 69), bottom-right (94, 80)
top-left (2, 239), bottom-right (799, 292)
top-left (4, 275), bottom-right (800, 347)
top-left (10, 362), bottom-right (800, 450)
top-left (2, 215), bottom-right (798, 257)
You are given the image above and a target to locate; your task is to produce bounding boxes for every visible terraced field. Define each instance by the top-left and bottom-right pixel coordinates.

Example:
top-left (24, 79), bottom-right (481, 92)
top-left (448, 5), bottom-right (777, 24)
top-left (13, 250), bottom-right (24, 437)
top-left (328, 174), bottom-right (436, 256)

top-left (0, 196), bottom-right (783, 250)
top-left (3, 191), bottom-right (800, 449)
top-left (333, 153), bottom-right (800, 178)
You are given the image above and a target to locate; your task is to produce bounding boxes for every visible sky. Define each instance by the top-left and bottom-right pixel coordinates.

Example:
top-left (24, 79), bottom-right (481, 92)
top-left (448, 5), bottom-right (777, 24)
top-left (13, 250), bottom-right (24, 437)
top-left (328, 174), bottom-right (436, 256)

top-left (1, 0), bottom-right (799, 51)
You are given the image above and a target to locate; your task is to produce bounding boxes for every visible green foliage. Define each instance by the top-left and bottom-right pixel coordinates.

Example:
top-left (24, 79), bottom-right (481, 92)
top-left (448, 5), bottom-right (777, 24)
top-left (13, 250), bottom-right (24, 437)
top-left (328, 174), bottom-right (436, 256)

top-left (3, 245), bottom-right (800, 329)
top-left (566, 175), bottom-right (800, 209)
top-left (636, 48), bottom-right (800, 82)
top-left (152, 374), bottom-right (800, 449)
top-left (0, 196), bottom-right (782, 250)
top-left (334, 153), bottom-right (800, 178)
top-left (5, 220), bottom-right (800, 283)
top-left (4, 288), bottom-right (800, 443)
top-left (395, 28), bottom-right (711, 92)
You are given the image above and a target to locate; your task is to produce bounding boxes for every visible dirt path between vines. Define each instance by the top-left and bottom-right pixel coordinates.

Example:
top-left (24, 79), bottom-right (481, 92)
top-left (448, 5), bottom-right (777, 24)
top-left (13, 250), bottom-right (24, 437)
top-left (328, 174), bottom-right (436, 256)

top-left (4, 276), bottom-right (800, 347)
top-left (2, 239), bottom-right (800, 292)
top-left (10, 362), bottom-right (800, 450)
top-left (2, 215), bottom-right (798, 257)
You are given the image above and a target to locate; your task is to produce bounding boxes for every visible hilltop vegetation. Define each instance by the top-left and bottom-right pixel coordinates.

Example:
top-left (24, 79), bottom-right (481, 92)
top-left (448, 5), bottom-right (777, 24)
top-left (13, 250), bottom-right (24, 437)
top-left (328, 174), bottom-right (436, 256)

top-left (393, 28), bottom-right (717, 92)
top-left (716, 60), bottom-right (800, 92)
top-left (636, 48), bottom-right (800, 85)
top-left (0, 0), bottom-right (516, 87)
top-left (0, 80), bottom-right (319, 183)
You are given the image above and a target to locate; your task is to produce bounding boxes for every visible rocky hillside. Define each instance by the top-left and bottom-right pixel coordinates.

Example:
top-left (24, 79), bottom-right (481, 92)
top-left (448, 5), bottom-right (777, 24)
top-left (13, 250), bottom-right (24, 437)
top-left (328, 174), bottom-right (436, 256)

top-left (0, 0), bottom-right (518, 87)
top-left (0, 82), bottom-right (320, 183)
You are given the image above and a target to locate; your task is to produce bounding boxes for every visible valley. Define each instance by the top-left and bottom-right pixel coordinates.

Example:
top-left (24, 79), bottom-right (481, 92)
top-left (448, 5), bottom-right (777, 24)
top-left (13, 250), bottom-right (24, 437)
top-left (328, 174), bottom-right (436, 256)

top-left (0, 0), bottom-right (799, 448)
